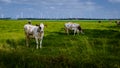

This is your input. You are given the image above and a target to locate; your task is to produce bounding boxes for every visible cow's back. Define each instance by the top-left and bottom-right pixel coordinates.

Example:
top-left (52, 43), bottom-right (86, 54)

top-left (65, 22), bottom-right (79, 30)
top-left (65, 22), bottom-right (72, 29)
top-left (24, 24), bottom-right (35, 34)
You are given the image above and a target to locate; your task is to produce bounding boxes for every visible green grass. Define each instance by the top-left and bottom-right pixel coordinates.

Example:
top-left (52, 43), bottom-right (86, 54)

top-left (0, 20), bottom-right (120, 68)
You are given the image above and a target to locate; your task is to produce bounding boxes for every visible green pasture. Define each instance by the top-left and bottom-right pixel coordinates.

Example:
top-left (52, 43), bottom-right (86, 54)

top-left (0, 20), bottom-right (120, 68)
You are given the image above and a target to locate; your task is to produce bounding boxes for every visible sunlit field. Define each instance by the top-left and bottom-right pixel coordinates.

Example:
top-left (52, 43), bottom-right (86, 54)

top-left (0, 20), bottom-right (120, 68)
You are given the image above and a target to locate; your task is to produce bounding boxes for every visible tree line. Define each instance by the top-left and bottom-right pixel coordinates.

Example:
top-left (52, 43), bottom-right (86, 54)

top-left (0, 17), bottom-right (120, 20)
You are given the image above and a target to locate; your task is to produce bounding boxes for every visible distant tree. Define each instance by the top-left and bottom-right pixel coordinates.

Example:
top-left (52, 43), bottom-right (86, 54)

top-left (98, 21), bottom-right (101, 23)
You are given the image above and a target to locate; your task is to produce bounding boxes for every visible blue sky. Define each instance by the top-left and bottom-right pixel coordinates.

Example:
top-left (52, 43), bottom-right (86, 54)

top-left (0, 0), bottom-right (120, 19)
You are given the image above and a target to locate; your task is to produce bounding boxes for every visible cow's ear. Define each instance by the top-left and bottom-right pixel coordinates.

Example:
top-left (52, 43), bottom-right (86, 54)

top-left (36, 24), bottom-right (39, 26)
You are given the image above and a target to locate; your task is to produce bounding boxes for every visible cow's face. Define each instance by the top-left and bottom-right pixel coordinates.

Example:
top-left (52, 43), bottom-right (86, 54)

top-left (36, 23), bottom-right (44, 33)
top-left (77, 26), bottom-right (81, 31)
top-left (39, 23), bottom-right (44, 33)
top-left (77, 26), bottom-right (84, 34)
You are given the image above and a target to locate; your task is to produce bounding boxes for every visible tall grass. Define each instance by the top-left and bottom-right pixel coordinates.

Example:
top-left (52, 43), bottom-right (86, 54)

top-left (0, 20), bottom-right (120, 68)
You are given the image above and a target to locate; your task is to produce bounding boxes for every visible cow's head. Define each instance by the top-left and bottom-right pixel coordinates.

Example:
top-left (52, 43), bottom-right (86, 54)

top-left (36, 23), bottom-right (44, 33)
top-left (77, 26), bottom-right (84, 34)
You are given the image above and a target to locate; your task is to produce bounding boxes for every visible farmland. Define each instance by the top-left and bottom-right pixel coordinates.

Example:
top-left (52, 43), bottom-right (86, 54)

top-left (0, 20), bottom-right (120, 68)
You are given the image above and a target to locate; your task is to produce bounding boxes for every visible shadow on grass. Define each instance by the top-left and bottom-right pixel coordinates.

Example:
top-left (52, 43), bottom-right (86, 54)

top-left (5, 28), bottom-right (120, 49)
top-left (83, 29), bottom-right (120, 39)
top-left (106, 25), bottom-right (120, 29)
top-left (5, 38), bottom-right (40, 49)
top-left (1, 28), bottom-right (120, 68)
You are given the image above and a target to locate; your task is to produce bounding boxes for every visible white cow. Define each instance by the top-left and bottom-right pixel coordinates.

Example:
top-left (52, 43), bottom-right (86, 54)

top-left (116, 21), bottom-right (120, 26)
top-left (24, 23), bottom-right (44, 49)
top-left (64, 22), bottom-right (84, 35)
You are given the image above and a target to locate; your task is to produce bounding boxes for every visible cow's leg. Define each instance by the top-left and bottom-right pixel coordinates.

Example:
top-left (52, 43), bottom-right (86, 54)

top-left (25, 34), bottom-right (29, 47)
top-left (64, 28), bottom-right (68, 35)
top-left (74, 30), bottom-right (76, 36)
top-left (66, 29), bottom-right (69, 35)
top-left (35, 37), bottom-right (39, 49)
top-left (40, 34), bottom-right (44, 48)
top-left (40, 39), bottom-right (42, 48)
top-left (77, 30), bottom-right (79, 35)
top-left (26, 36), bottom-right (29, 47)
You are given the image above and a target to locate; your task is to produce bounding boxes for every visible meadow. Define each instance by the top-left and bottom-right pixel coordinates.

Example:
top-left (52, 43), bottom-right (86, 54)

top-left (0, 20), bottom-right (120, 68)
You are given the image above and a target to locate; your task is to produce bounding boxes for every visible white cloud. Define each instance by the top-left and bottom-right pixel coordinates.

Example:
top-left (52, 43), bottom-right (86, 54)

top-left (49, 6), bottom-right (55, 9)
top-left (108, 0), bottom-right (120, 3)
top-left (80, 1), bottom-right (97, 10)
top-left (0, 0), bottom-right (12, 3)
top-left (1, 0), bottom-right (111, 18)
top-left (0, 0), bottom-right (101, 11)
top-left (70, 1), bottom-right (102, 11)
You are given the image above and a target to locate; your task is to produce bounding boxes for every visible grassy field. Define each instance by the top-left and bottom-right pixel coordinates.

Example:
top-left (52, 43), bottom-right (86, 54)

top-left (0, 20), bottom-right (120, 68)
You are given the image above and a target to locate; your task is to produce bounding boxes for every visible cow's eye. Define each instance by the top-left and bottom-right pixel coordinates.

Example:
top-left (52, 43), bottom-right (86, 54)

top-left (39, 26), bottom-right (41, 30)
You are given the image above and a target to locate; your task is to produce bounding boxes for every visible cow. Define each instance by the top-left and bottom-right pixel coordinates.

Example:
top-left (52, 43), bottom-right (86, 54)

top-left (24, 22), bottom-right (44, 49)
top-left (116, 21), bottom-right (120, 26)
top-left (64, 22), bottom-right (84, 35)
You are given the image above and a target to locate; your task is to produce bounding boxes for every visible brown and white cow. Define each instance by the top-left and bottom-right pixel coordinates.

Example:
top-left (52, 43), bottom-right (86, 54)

top-left (24, 23), bottom-right (44, 49)
top-left (64, 22), bottom-right (84, 35)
